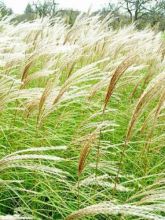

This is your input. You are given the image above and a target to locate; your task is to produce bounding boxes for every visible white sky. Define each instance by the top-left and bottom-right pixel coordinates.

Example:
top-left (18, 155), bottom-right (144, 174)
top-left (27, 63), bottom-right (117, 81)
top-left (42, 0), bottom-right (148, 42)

top-left (4, 0), bottom-right (112, 14)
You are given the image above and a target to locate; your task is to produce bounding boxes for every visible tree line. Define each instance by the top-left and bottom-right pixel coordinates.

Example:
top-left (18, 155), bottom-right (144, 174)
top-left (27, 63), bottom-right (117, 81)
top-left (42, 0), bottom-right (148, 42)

top-left (102, 0), bottom-right (165, 30)
top-left (0, 0), bottom-right (165, 30)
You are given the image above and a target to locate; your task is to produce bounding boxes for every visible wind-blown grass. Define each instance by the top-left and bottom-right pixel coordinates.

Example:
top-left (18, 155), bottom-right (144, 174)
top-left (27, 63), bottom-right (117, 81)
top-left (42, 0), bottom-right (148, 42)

top-left (0, 14), bottom-right (164, 219)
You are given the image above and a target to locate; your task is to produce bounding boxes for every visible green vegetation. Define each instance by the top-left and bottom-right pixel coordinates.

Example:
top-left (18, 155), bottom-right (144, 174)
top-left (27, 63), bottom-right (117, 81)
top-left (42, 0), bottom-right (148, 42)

top-left (0, 13), bottom-right (164, 220)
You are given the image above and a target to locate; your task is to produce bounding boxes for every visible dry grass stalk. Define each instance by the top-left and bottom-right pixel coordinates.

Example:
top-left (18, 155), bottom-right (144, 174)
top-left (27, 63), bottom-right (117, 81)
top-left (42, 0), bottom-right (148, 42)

top-left (0, 215), bottom-right (31, 220)
top-left (65, 201), bottom-right (165, 220)
top-left (21, 60), bottom-right (34, 88)
top-left (77, 174), bottom-right (131, 192)
top-left (126, 72), bottom-right (165, 143)
top-left (78, 132), bottom-right (98, 176)
top-left (0, 146), bottom-right (67, 177)
top-left (103, 56), bottom-right (135, 112)
top-left (37, 78), bottom-right (55, 126)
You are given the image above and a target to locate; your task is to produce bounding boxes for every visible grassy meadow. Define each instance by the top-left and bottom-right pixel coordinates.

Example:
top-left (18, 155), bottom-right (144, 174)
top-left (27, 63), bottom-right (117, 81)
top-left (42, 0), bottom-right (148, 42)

top-left (0, 14), bottom-right (164, 219)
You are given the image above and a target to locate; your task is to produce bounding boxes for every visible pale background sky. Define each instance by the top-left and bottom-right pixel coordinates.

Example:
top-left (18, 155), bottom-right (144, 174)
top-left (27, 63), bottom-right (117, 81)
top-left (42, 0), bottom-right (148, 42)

top-left (4, 0), bottom-right (112, 14)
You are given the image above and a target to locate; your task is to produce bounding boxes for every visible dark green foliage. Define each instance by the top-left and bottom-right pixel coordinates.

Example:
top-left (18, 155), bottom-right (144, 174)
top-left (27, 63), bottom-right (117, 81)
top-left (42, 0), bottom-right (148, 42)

top-left (0, 1), bottom-right (12, 18)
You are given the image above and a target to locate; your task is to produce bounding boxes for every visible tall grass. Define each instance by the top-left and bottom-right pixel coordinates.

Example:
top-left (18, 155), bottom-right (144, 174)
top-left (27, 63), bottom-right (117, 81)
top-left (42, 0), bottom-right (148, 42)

top-left (0, 14), bottom-right (164, 219)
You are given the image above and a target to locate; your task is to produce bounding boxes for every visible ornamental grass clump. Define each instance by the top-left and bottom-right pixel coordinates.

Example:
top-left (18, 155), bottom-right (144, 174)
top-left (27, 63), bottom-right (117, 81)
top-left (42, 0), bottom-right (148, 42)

top-left (0, 14), bottom-right (164, 219)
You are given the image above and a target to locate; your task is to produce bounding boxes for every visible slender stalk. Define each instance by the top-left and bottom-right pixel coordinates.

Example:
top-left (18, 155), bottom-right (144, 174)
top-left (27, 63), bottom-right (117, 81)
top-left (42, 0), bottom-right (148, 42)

top-left (77, 174), bottom-right (80, 209)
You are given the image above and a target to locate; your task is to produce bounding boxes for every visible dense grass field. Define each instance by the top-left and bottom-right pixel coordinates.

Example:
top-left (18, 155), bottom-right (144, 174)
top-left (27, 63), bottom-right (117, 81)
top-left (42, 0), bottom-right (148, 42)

top-left (0, 14), bottom-right (164, 220)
